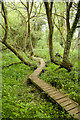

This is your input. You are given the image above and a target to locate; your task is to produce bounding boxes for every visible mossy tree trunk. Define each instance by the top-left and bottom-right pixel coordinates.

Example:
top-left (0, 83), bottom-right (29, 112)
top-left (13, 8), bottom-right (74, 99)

top-left (63, 2), bottom-right (72, 62)
top-left (60, 1), bottom-right (80, 71)
top-left (63, 1), bottom-right (80, 63)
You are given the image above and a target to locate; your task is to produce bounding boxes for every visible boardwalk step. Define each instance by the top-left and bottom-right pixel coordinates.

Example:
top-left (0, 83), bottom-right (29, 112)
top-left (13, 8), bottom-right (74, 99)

top-left (60, 99), bottom-right (73, 107)
top-left (56, 97), bottom-right (70, 103)
top-left (68, 106), bottom-right (79, 115)
top-left (64, 103), bottom-right (78, 111)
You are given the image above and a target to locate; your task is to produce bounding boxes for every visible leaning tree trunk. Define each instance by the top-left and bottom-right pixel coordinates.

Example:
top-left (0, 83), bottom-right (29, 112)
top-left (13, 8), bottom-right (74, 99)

top-left (2, 41), bottom-right (36, 67)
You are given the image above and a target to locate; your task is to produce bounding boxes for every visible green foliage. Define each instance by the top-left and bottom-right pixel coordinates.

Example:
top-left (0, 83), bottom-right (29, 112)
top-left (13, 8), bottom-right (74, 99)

top-left (1, 1), bottom-right (79, 119)
top-left (2, 52), bottom-right (77, 119)
top-left (69, 49), bottom-right (78, 67)
top-left (40, 61), bottom-right (79, 104)
top-left (7, 9), bottom-right (25, 45)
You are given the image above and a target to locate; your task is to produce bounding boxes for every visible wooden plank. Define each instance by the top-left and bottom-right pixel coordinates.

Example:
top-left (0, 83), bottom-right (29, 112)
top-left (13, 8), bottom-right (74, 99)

top-left (37, 84), bottom-right (48, 89)
top-left (35, 81), bottom-right (47, 86)
top-left (48, 91), bottom-right (59, 96)
top-left (33, 80), bottom-right (47, 85)
top-left (38, 85), bottom-right (54, 92)
top-left (40, 83), bottom-right (49, 87)
top-left (56, 97), bottom-right (70, 104)
top-left (42, 87), bottom-right (52, 91)
top-left (41, 87), bottom-right (55, 92)
top-left (51, 93), bottom-right (66, 100)
top-left (68, 106), bottom-right (79, 115)
top-left (38, 84), bottom-right (50, 88)
top-left (42, 86), bottom-right (56, 91)
top-left (64, 103), bottom-right (78, 111)
top-left (35, 80), bottom-right (49, 86)
top-left (76, 112), bottom-right (80, 119)
top-left (41, 85), bottom-right (53, 89)
top-left (38, 80), bottom-right (51, 86)
top-left (60, 99), bottom-right (73, 107)
top-left (46, 88), bottom-right (57, 92)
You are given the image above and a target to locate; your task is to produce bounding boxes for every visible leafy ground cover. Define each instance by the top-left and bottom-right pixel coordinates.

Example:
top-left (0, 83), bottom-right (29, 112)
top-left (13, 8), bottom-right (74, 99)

top-left (38, 44), bottom-right (79, 104)
top-left (2, 51), bottom-right (78, 119)
top-left (40, 63), bottom-right (79, 104)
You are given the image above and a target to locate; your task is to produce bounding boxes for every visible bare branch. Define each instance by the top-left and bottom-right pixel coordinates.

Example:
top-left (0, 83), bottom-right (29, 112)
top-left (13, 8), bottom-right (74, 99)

top-left (30, 1), bottom-right (34, 15)
top-left (70, 1), bottom-right (80, 38)
top-left (8, 6), bottom-right (25, 19)
top-left (20, 0), bottom-right (28, 9)
top-left (32, 13), bottom-right (66, 20)
top-left (1, 1), bottom-right (8, 43)
top-left (54, 22), bottom-right (66, 42)
top-left (68, 2), bottom-right (73, 10)
top-left (38, 2), bottom-right (43, 14)
top-left (50, 0), bottom-right (54, 16)
top-left (0, 23), bottom-right (6, 30)
top-left (53, 13), bottom-right (66, 19)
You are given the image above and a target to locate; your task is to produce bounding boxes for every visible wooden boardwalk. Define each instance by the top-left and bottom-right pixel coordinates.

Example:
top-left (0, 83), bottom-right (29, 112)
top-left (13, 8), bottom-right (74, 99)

top-left (29, 58), bottom-right (80, 119)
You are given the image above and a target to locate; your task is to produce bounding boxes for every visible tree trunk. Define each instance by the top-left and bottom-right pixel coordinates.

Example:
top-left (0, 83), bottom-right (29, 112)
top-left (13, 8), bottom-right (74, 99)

top-left (78, 18), bottom-right (80, 82)
top-left (27, 2), bottom-right (33, 56)
top-left (63, 2), bottom-right (70, 61)
top-left (49, 25), bottom-right (53, 61)
top-left (61, 1), bottom-right (80, 71)
top-left (44, 2), bottom-right (54, 61)
top-left (23, 18), bottom-right (27, 52)
top-left (63, 1), bottom-right (80, 62)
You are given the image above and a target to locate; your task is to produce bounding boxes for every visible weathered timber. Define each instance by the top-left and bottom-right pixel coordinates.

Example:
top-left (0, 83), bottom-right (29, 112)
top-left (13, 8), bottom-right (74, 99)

top-left (29, 58), bottom-right (80, 120)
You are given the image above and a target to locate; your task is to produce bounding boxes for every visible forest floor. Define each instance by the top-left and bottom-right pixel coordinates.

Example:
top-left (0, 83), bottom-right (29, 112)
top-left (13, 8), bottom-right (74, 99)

top-left (2, 49), bottom-right (79, 119)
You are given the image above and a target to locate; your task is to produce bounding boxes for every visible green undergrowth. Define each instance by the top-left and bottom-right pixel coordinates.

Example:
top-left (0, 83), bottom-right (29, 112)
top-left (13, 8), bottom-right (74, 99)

top-left (36, 41), bottom-right (79, 104)
top-left (34, 48), bottom-right (50, 62)
top-left (2, 51), bottom-right (77, 119)
top-left (40, 62), bottom-right (80, 104)
top-left (2, 51), bottom-right (37, 67)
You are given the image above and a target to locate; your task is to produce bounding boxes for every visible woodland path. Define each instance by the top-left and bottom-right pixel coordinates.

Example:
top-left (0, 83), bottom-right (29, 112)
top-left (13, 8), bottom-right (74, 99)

top-left (29, 58), bottom-right (80, 119)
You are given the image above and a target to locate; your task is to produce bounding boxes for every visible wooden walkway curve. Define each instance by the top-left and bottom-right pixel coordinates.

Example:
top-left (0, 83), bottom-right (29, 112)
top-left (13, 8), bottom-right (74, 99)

top-left (29, 58), bottom-right (80, 119)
